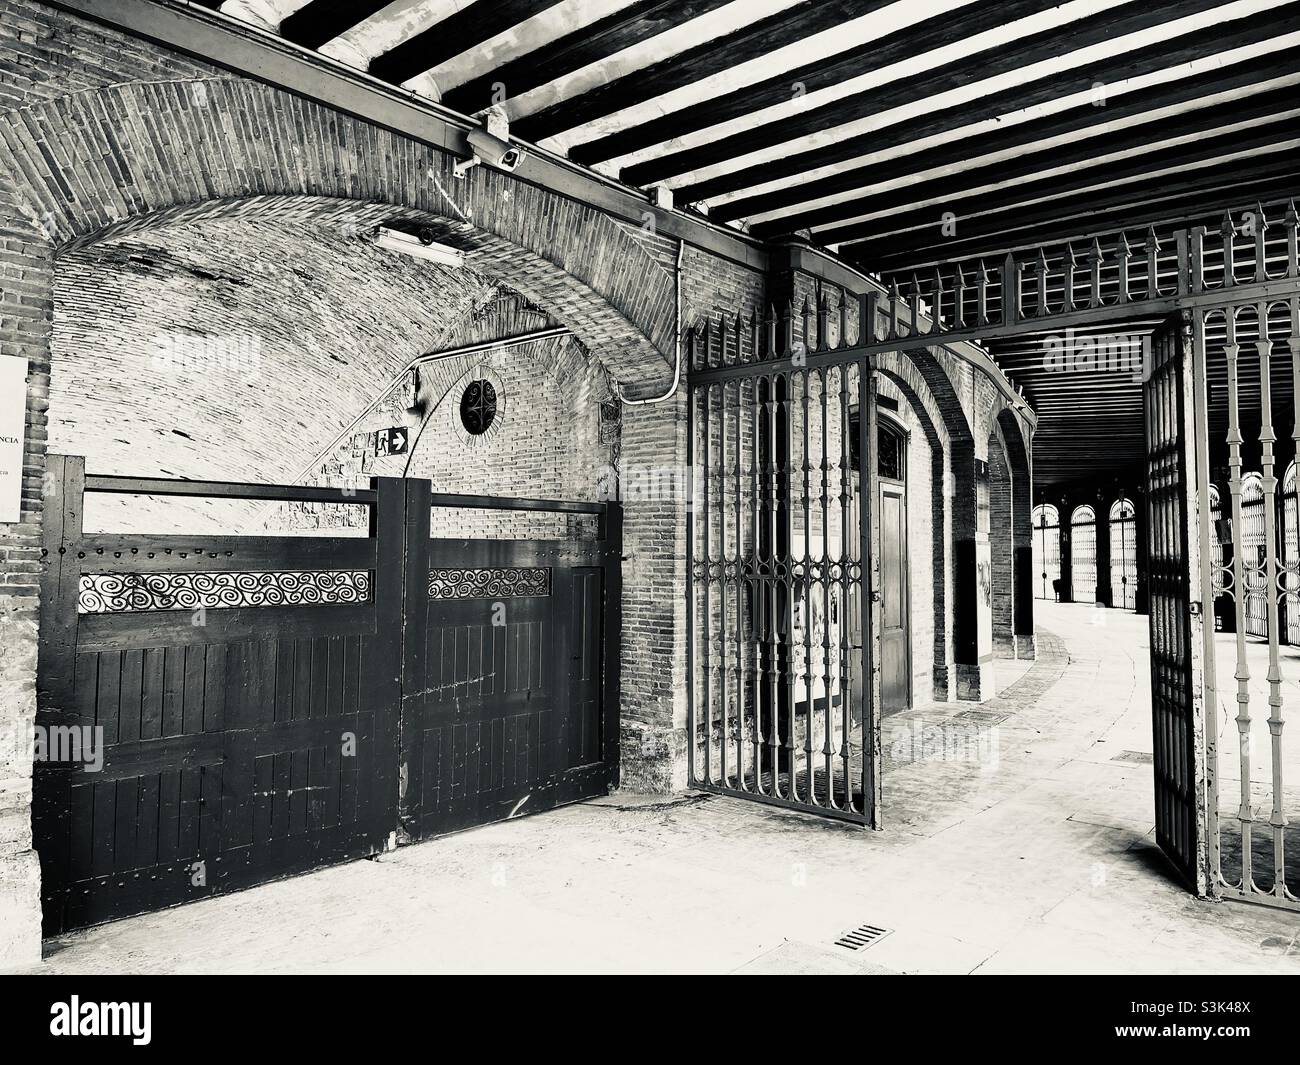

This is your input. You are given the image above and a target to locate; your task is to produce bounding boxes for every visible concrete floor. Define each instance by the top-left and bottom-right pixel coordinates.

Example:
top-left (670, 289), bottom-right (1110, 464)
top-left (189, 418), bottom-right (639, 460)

top-left (24, 601), bottom-right (1300, 974)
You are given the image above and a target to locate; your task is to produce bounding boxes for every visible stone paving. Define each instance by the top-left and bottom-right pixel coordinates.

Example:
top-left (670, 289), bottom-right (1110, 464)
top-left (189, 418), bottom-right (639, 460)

top-left (20, 601), bottom-right (1300, 974)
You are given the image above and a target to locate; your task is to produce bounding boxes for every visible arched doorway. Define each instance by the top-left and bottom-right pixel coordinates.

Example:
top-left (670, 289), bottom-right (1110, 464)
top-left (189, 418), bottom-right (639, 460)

top-left (1109, 498), bottom-right (1138, 610)
top-left (878, 416), bottom-right (911, 713)
top-left (1071, 505), bottom-right (1097, 604)
top-left (1032, 504), bottom-right (1060, 600)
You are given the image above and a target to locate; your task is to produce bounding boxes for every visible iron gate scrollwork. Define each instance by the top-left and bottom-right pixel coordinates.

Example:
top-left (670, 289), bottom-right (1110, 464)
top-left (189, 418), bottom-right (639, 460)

top-left (687, 298), bottom-right (881, 826)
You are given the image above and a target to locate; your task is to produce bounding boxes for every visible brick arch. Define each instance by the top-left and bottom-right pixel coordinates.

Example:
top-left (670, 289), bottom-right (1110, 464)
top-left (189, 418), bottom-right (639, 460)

top-left (1, 78), bottom-right (676, 392)
top-left (870, 350), bottom-right (955, 700)
top-left (880, 348), bottom-right (979, 678)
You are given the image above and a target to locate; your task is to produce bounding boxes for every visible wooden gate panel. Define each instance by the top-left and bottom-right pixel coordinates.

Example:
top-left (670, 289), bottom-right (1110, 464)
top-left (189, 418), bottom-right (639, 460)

top-left (398, 485), bottom-right (619, 842)
top-left (36, 463), bottom-right (620, 933)
top-left (35, 461), bottom-right (402, 934)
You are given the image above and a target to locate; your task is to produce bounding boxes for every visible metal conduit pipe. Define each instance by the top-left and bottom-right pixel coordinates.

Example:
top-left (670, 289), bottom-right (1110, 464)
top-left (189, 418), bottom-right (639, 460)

top-left (616, 239), bottom-right (685, 406)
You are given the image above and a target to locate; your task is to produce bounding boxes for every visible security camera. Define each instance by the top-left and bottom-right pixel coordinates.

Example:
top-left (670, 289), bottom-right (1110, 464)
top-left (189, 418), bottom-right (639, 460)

top-left (453, 128), bottom-right (526, 179)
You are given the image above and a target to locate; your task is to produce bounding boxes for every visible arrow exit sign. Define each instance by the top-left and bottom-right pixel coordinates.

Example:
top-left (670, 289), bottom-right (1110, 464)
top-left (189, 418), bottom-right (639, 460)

top-left (375, 426), bottom-right (408, 456)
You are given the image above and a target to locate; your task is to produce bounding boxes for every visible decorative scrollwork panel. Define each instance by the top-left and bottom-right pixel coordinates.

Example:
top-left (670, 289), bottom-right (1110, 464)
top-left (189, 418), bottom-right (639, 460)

top-left (427, 567), bottom-right (551, 600)
top-left (79, 570), bottom-right (373, 613)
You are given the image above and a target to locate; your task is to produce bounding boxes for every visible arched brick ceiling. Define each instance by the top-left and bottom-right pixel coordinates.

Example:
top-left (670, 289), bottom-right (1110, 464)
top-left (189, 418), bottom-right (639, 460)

top-left (49, 213), bottom-right (499, 488)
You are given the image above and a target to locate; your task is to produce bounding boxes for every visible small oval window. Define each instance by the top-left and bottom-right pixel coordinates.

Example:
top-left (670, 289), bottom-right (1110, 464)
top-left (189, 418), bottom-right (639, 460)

top-left (459, 379), bottom-right (498, 436)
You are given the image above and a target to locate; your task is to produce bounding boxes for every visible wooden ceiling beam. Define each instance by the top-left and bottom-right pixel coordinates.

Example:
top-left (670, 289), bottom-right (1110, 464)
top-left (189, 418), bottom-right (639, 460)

top-left (441, 0), bottom-right (735, 116)
top-left (368, 0), bottom-right (567, 87)
top-left (512, 0), bottom-right (891, 143)
top-left (744, 84), bottom-right (1300, 234)
top-left (627, 0), bottom-right (1229, 189)
top-left (670, 5), bottom-right (1300, 205)
top-left (278, 0), bottom-right (394, 49)
top-left (815, 120), bottom-right (1300, 246)
top-left (570, 0), bottom-right (1059, 167)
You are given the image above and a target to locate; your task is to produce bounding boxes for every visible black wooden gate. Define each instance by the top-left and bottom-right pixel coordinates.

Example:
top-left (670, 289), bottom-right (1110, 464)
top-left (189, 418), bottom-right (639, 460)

top-left (34, 458), bottom-right (620, 934)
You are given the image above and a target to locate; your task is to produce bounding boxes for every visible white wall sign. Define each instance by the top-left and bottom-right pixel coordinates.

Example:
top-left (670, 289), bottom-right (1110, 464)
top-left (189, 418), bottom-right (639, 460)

top-left (0, 355), bottom-right (29, 523)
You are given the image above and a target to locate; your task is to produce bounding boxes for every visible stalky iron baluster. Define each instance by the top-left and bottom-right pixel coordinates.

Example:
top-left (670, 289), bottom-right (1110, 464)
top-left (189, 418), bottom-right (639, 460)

top-left (1001, 252), bottom-right (1019, 326)
top-left (886, 280), bottom-right (901, 341)
top-left (953, 263), bottom-right (968, 329)
top-left (838, 363), bottom-right (853, 808)
top-left (931, 266), bottom-right (945, 331)
top-left (975, 259), bottom-right (990, 327)
top-left (761, 374), bottom-right (778, 795)
top-left (802, 369), bottom-right (816, 802)
top-left (776, 373), bottom-right (794, 798)
top-left (764, 303), bottom-right (777, 362)
top-left (1033, 248), bottom-right (1049, 317)
top-left (1087, 238), bottom-right (1105, 309)
top-left (837, 292), bottom-right (849, 351)
top-left (907, 275), bottom-right (921, 339)
top-left (748, 376), bottom-right (761, 791)
top-left (1186, 224), bottom-right (1204, 295)
top-left (1225, 309), bottom-right (1255, 890)
top-left (817, 293), bottom-right (830, 354)
top-left (1144, 226), bottom-right (1162, 300)
top-left (1256, 303), bottom-right (1288, 898)
top-left (1286, 200), bottom-right (1299, 280)
top-left (734, 373), bottom-right (747, 789)
top-left (1221, 211), bottom-right (1237, 290)
top-left (718, 377), bottom-right (730, 788)
top-left (699, 374), bottom-right (712, 786)
top-left (1252, 202), bottom-right (1270, 284)
top-left (800, 297), bottom-right (812, 357)
top-left (1061, 243), bottom-right (1078, 313)
top-left (1116, 231), bottom-right (1132, 305)
top-left (820, 366), bottom-right (835, 806)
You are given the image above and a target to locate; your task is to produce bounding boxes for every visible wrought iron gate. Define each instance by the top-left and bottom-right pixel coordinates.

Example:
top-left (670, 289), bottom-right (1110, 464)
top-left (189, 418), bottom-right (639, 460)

top-left (1145, 311), bottom-right (1209, 892)
top-left (687, 304), bottom-right (881, 826)
top-left (1196, 290), bottom-right (1300, 910)
top-left (34, 457), bottom-right (620, 933)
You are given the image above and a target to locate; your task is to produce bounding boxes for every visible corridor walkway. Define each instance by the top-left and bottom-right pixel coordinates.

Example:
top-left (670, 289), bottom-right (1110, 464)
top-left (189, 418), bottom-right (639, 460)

top-left (25, 603), bottom-right (1300, 974)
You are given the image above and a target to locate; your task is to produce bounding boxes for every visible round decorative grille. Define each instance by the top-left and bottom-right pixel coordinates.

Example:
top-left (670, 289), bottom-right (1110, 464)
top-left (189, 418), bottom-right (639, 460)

top-left (459, 379), bottom-right (498, 436)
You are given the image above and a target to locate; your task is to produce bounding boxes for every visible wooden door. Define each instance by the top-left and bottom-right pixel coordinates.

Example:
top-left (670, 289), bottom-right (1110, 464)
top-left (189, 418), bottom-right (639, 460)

top-left (879, 481), bottom-right (910, 713)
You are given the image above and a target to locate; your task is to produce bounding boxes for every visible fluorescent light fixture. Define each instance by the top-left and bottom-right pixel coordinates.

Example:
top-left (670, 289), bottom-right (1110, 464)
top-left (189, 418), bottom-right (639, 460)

top-left (374, 226), bottom-right (464, 268)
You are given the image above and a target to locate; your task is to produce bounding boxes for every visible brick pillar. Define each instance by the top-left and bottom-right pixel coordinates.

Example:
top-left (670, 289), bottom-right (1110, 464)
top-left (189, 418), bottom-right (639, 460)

top-left (988, 434), bottom-right (1014, 656)
top-left (0, 226), bottom-right (51, 967)
top-left (615, 389), bottom-right (689, 793)
top-left (956, 453), bottom-right (995, 701)
top-left (1009, 453), bottom-right (1035, 660)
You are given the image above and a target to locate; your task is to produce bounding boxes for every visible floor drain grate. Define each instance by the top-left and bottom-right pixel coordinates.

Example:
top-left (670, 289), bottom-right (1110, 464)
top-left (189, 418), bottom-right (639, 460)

top-left (834, 923), bottom-right (892, 952)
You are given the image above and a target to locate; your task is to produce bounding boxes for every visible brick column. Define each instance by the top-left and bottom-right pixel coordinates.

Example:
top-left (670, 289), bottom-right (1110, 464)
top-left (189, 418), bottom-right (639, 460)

top-left (615, 390), bottom-right (690, 792)
top-left (0, 224), bottom-right (52, 967)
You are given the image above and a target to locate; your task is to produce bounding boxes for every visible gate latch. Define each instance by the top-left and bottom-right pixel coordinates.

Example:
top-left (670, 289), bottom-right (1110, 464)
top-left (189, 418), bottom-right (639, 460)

top-left (1189, 601), bottom-right (1202, 616)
